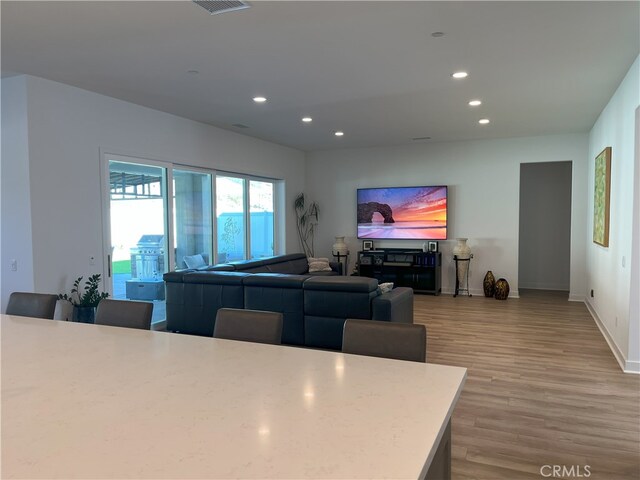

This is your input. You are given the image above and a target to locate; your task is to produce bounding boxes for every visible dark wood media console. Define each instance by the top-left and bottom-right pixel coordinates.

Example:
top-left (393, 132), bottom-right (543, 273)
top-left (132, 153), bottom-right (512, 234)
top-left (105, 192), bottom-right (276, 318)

top-left (357, 248), bottom-right (442, 295)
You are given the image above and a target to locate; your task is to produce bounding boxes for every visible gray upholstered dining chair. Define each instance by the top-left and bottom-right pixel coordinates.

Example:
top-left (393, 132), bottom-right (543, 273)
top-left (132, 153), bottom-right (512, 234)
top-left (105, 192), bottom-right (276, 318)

top-left (213, 308), bottom-right (283, 345)
top-left (342, 319), bottom-right (427, 363)
top-left (6, 292), bottom-right (58, 319)
top-left (95, 299), bottom-right (153, 330)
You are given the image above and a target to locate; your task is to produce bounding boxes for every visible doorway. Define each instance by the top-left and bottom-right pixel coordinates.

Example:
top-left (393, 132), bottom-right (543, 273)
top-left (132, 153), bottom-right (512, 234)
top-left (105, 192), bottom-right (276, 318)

top-left (518, 161), bottom-right (572, 294)
top-left (105, 157), bottom-right (169, 325)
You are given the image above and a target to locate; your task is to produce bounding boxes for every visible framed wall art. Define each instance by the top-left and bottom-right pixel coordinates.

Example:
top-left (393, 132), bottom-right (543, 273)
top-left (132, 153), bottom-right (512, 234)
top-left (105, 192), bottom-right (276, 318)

top-left (593, 146), bottom-right (612, 247)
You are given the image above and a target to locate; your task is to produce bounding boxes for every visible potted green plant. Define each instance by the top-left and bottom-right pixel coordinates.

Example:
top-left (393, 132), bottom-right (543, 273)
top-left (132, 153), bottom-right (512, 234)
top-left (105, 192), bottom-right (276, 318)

top-left (58, 274), bottom-right (109, 323)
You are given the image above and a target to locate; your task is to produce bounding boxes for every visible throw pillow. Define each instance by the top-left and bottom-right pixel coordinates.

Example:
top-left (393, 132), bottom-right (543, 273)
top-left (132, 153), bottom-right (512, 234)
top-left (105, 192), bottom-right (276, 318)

top-left (307, 257), bottom-right (332, 273)
top-left (184, 254), bottom-right (207, 269)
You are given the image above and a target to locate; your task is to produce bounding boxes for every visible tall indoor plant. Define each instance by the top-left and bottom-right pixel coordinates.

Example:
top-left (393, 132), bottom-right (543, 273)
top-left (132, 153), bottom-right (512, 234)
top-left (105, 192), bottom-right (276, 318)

top-left (294, 193), bottom-right (319, 258)
top-left (58, 274), bottom-right (109, 323)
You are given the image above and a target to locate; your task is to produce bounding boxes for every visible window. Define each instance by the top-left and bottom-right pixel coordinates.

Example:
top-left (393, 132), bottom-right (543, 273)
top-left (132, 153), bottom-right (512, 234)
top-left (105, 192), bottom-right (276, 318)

top-left (216, 175), bottom-right (246, 263)
top-left (249, 180), bottom-right (274, 258)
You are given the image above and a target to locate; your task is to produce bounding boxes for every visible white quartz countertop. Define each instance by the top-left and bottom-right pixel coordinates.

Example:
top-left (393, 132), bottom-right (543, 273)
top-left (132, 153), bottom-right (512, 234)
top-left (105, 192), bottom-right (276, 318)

top-left (1, 314), bottom-right (466, 479)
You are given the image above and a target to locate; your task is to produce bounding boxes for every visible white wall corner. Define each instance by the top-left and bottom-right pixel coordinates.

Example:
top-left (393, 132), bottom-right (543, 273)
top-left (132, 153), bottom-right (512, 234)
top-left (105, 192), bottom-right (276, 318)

top-left (568, 293), bottom-right (585, 302)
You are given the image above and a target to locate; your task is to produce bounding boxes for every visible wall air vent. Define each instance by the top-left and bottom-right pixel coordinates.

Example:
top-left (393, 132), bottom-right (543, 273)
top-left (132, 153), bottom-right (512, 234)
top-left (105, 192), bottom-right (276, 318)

top-left (192, 1), bottom-right (250, 15)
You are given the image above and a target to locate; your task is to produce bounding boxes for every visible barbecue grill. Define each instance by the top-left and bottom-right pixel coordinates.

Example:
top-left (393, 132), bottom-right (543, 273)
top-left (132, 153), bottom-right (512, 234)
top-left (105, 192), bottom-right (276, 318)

top-left (126, 235), bottom-right (165, 301)
top-left (130, 235), bottom-right (164, 280)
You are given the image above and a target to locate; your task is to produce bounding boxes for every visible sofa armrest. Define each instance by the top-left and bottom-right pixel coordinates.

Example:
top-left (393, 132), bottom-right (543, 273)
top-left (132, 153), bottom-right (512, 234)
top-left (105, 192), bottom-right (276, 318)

top-left (329, 261), bottom-right (343, 275)
top-left (371, 287), bottom-right (414, 323)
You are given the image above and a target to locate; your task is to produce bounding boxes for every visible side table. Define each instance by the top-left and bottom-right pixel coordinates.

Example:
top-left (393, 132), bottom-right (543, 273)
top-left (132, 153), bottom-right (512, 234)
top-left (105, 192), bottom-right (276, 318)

top-left (332, 252), bottom-right (349, 276)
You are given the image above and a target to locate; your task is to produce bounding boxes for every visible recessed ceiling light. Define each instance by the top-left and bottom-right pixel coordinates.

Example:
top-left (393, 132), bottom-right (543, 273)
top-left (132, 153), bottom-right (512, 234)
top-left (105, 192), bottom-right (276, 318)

top-left (335, 131), bottom-right (344, 137)
top-left (302, 117), bottom-right (313, 123)
top-left (187, 69), bottom-right (200, 75)
top-left (452, 71), bottom-right (468, 79)
top-left (253, 96), bottom-right (267, 103)
top-left (478, 118), bottom-right (490, 124)
top-left (468, 100), bottom-right (482, 106)
top-left (431, 32), bottom-right (445, 37)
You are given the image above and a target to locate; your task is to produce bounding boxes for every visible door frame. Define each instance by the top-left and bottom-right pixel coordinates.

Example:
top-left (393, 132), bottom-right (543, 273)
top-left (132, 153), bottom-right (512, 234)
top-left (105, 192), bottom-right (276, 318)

top-left (99, 150), bottom-right (174, 296)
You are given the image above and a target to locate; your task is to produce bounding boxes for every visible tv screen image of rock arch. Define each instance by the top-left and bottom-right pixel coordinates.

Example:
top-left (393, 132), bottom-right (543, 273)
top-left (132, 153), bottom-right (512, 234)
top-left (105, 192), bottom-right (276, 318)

top-left (357, 186), bottom-right (447, 239)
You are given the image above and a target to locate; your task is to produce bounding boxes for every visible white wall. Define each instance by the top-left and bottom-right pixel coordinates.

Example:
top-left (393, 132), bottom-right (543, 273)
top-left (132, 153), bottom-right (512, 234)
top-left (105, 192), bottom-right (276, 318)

top-left (519, 161), bottom-right (572, 290)
top-left (629, 106), bottom-right (640, 370)
top-left (306, 134), bottom-right (588, 297)
top-left (0, 75), bottom-right (306, 311)
top-left (586, 55), bottom-right (639, 373)
top-left (1, 76), bottom-right (35, 306)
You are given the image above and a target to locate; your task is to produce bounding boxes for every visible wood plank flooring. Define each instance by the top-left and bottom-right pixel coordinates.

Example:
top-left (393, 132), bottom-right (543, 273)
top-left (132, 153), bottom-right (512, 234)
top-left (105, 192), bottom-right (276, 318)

top-left (414, 289), bottom-right (640, 480)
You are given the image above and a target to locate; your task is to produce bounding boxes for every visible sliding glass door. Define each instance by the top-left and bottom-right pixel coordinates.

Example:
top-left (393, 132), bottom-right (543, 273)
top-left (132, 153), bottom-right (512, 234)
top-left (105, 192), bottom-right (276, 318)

top-left (104, 155), bottom-right (278, 325)
top-left (173, 169), bottom-right (213, 269)
top-left (107, 159), bottom-right (169, 325)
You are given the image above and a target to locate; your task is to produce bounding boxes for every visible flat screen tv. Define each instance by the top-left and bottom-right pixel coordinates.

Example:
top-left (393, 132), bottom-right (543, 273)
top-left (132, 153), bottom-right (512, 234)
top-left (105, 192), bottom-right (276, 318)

top-left (357, 185), bottom-right (447, 240)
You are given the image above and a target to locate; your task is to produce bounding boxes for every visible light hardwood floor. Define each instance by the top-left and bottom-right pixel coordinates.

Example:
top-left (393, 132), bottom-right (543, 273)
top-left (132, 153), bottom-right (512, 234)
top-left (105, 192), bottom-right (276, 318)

top-left (414, 289), bottom-right (640, 480)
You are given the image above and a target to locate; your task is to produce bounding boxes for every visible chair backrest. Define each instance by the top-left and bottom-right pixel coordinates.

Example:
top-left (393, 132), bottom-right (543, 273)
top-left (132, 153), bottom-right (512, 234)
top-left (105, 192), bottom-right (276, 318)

top-left (342, 319), bottom-right (426, 363)
top-left (6, 292), bottom-right (58, 319)
top-left (95, 299), bottom-right (153, 330)
top-left (213, 308), bottom-right (283, 345)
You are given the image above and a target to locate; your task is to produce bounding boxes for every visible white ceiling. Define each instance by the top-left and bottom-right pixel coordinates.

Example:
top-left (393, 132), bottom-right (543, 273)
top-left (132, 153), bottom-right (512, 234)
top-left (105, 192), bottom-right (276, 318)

top-left (2, 1), bottom-right (638, 151)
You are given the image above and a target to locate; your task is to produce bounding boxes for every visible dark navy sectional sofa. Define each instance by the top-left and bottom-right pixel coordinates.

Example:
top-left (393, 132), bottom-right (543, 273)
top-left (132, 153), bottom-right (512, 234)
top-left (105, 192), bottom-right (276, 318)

top-left (163, 253), bottom-right (414, 350)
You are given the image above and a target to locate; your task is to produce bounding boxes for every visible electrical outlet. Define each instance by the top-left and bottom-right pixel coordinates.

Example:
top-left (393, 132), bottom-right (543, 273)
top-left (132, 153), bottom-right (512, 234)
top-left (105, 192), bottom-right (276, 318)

top-left (590, 289), bottom-right (594, 298)
top-left (10, 259), bottom-right (17, 272)
top-left (89, 255), bottom-right (95, 266)
top-left (622, 256), bottom-right (626, 268)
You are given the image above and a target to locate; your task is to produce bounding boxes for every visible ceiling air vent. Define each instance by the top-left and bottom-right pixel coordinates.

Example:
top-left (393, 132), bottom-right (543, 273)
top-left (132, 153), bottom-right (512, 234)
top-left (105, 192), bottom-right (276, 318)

top-left (192, 1), bottom-right (250, 15)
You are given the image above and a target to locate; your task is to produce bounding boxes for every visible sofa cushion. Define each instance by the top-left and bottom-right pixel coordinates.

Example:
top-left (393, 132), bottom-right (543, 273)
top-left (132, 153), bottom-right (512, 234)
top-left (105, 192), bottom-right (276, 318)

top-left (261, 253), bottom-right (307, 265)
top-left (183, 254), bottom-right (207, 269)
top-left (201, 264), bottom-right (235, 272)
top-left (303, 277), bottom-right (379, 320)
top-left (304, 316), bottom-right (346, 350)
top-left (244, 274), bottom-right (308, 345)
top-left (163, 271), bottom-right (189, 283)
top-left (261, 254), bottom-right (309, 274)
top-left (228, 259), bottom-right (267, 272)
top-left (303, 276), bottom-right (379, 293)
top-left (165, 274), bottom-right (246, 336)
top-left (243, 273), bottom-right (310, 288)
top-left (184, 271), bottom-right (250, 285)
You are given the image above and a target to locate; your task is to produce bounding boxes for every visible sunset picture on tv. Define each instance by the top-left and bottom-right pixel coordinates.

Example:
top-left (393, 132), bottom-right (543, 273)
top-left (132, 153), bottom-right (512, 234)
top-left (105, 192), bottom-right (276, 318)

top-left (357, 185), bottom-right (447, 239)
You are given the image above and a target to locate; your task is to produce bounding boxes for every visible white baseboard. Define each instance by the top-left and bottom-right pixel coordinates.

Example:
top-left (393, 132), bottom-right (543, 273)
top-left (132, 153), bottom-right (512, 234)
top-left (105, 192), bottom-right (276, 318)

top-left (568, 293), bottom-right (585, 302)
top-left (625, 359), bottom-right (640, 374)
top-left (518, 282), bottom-right (569, 291)
top-left (585, 299), bottom-right (638, 375)
top-left (439, 288), bottom-right (519, 299)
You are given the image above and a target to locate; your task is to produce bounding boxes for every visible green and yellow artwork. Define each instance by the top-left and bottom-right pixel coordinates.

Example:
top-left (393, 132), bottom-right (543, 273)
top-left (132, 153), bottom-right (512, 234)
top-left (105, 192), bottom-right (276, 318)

top-left (593, 147), bottom-right (611, 247)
